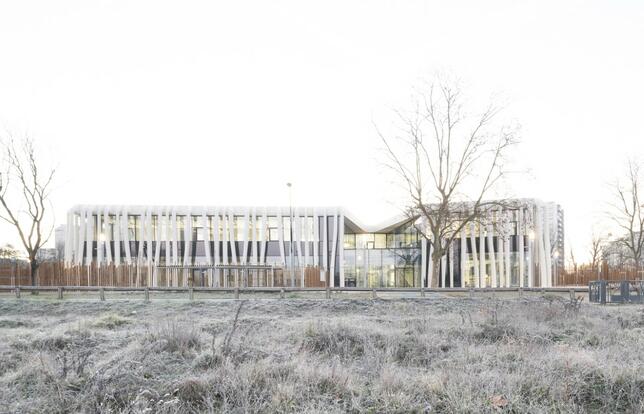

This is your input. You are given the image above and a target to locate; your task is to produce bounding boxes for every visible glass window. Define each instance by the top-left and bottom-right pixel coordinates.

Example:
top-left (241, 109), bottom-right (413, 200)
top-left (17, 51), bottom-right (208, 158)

top-left (92, 215), bottom-right (99, 241)
top-left (396, 268), bottom-right (415, 287)
top-left (374, 234), bottom-right (386, 249)
top-left (282, 217), bottom-right (292, 241)
top-left (128, 216), bottom-right (137, 241)
top-left (302, 217), bottom-right (314, 240)
top-left (235, 216), bottom-right (245, 240)
top-left (207, 216), bottom-right (214, 240)
top-left (220, 216), bottom-right (226, 240)
top-left (367, 249), bottom-right (382, 287)
top-left (177, 216), bottom-right (185, 241)
top-left (191, 217), bottom-right (200, 241)
top-left (268, 216), bottom-right (279, 241)
top-left (343, 250), bottom-right (356, 287)
top-left (382, 249), bottom-right (396, 287)
top-left (356, 234), bottom-right (374, 249)
top-left (149, 216), bottom-right (157, 241)
top-left (356, 250), bottom-right (366, 287)
top-left (344, 234), bottom-right (356, 249)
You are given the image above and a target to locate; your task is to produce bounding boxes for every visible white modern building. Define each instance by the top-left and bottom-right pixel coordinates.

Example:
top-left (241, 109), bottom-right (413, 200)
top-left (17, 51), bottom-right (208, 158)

top-left (62, 199), bottom-right (563, 288)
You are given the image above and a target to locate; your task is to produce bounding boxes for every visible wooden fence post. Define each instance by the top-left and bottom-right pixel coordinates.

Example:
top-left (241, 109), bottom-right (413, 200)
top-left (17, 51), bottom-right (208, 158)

top-left (421, 287), bottom-right (426, 297)
top-left (189, 287), bottom-right (194, 301)
top-left (326, 287), bottom-right (331, 299)
top-left (15, 287), bottom-right (20, 299)
top-left (469, 288), bottom-right (474, 299)
top-left (57, 287), bottom-right (63, 300)
top-left (234, 287), bottom-right (239, 300)
top-left (280, 288), bottom-right (285, 299)
top-left (145, 287), bottom-right (150, 302)
top-left (371, 288), bottom-right (377, 299)
top-left (99, 288), bottom-right (105, 301)
top-left (519, 287), bottom-right (523, 297)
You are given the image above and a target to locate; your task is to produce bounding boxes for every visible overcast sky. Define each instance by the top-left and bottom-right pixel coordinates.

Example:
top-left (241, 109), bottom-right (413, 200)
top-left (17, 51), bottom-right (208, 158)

top-left (1, 0), bottom-right (643, 262)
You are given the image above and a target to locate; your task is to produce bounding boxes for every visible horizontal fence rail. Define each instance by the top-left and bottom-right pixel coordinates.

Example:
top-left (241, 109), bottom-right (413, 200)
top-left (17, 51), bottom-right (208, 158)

top-left (0, 285), bottom-right (589, 301)
top-left (2, 261), bottom-right (640, 290)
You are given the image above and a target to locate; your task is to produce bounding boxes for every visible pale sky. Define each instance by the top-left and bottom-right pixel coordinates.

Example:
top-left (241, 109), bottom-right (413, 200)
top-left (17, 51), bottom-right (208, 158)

top-left (0, 0), bottom-right (643, 262)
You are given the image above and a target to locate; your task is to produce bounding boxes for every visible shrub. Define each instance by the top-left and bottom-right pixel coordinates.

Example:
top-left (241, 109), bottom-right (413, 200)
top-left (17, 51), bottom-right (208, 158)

top-left (391, 334), bottom-right (432, 366)
top-left (0, 319), bottom-right (34, 329)
top-left (175, 377), bottom-right (207, 407)
top-left (474, 322), bottom-right (517, 343)
top-left (302, 323), bottom-right (369, 358)
top-left (91, 314), bottom-right (131, 330)
top-left (193, 352), bottom-right (223, 370)
top-left (146, 321), bottom-right (201, 355)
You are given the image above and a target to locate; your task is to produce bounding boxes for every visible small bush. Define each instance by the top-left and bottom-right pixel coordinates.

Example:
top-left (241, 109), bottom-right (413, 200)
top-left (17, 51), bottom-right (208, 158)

top-left (474, 322), bottom-right (517, 343)
top-left (176, 377), bottom-right (207, 407)
top-left (193, 352), bottom-right (223, 370)
top-left (570, 368), bottom-right (610, 410)
top-left (92, 314), bottom-right (131, 330)
top-left (146, 321), bottom-right (201, 355)
top-left (391, 334), bottom-right (432, 366)
top-left (0, 320), bottom-right (34, 329)
top-left (302, 323), bottom-right (370, 358)
top-left (32, 335), bottom-right (73, 351)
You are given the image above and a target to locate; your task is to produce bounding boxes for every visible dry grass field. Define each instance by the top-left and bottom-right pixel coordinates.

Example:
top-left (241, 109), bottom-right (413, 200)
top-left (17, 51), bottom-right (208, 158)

top-left (0, 295), bottom-right (643, 413)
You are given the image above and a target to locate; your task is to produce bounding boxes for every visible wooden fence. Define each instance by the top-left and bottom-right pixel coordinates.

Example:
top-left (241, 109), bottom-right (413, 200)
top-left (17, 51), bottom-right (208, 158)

top-left (0, 261), bottom-right (327, 288)
top-left (1, 261), bottom-right (641, 288)
top-left (556, 264), bottom-right (644, 287)
top-left (0, 285), bottom-right (590, 302)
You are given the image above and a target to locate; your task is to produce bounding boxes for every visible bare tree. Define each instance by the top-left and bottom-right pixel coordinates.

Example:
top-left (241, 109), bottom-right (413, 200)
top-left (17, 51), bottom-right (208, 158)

top-left (567, 246), bottom-right (579, 285)
top-left (0, 137), bottom-right (56, 287)
top-left (608, 159), bottom-right (644, 276)
top-left (588, 233), bottom-right (605, 275)
top-left (378, 77), bottom-right (519, 287)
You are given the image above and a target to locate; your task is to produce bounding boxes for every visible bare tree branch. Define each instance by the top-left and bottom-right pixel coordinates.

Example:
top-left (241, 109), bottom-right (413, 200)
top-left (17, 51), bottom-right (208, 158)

top-left (0, 135), bottom-right (56, 286)
top-left (606, 159), bottom-right (644, 273)
top-left (378, 76), bottom-right (520, 287)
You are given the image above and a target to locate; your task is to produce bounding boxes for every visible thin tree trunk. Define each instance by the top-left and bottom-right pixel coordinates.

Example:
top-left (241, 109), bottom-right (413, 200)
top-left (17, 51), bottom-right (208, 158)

top-left (30, 257), bottom-right (39, 294)
top-left (30, 258), bottom-right (38, 286)
top-left (430, 256), bottom-right (441, 288)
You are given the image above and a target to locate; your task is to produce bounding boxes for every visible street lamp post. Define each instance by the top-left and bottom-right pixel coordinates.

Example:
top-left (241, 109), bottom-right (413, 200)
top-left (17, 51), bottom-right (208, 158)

top-left (287, 183), bottom-right (294, 287)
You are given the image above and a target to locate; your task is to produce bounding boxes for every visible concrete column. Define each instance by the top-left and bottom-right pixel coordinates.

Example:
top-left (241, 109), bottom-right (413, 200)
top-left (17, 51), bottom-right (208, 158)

top-left (330, 211), bottom-right (338, 288)
top-left (487, 212), bottom-right (497, 288)
top-left (322, 214), bottom-right (328, 283)
top-left (518, 208), bottom-right (525, 288)
top-left (213, 209), bottom-right (220, 287)
top-left (449, 242), bottom-right (454, 288)
top-left (313, 209), bottom-right (319, 269)
top-left (111, 211), bottom-right (120, 266)
top-left (339, 213), bottom-right (345, 287)
top-left (470, 222), bottom-right (479, 288)
top-left (460, 228), bottom-right (466, 288)
top-left (421, 236), bottom-right (427, 288)
top-left (478, 221), bottom-right (485, 287)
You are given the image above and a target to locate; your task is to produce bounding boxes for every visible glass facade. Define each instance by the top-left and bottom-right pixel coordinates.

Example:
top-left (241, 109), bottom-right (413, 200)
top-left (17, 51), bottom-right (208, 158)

top-left (77, 202), bottom-right (559, 288)
top-left (343, 222), bottom-right (421, 288)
